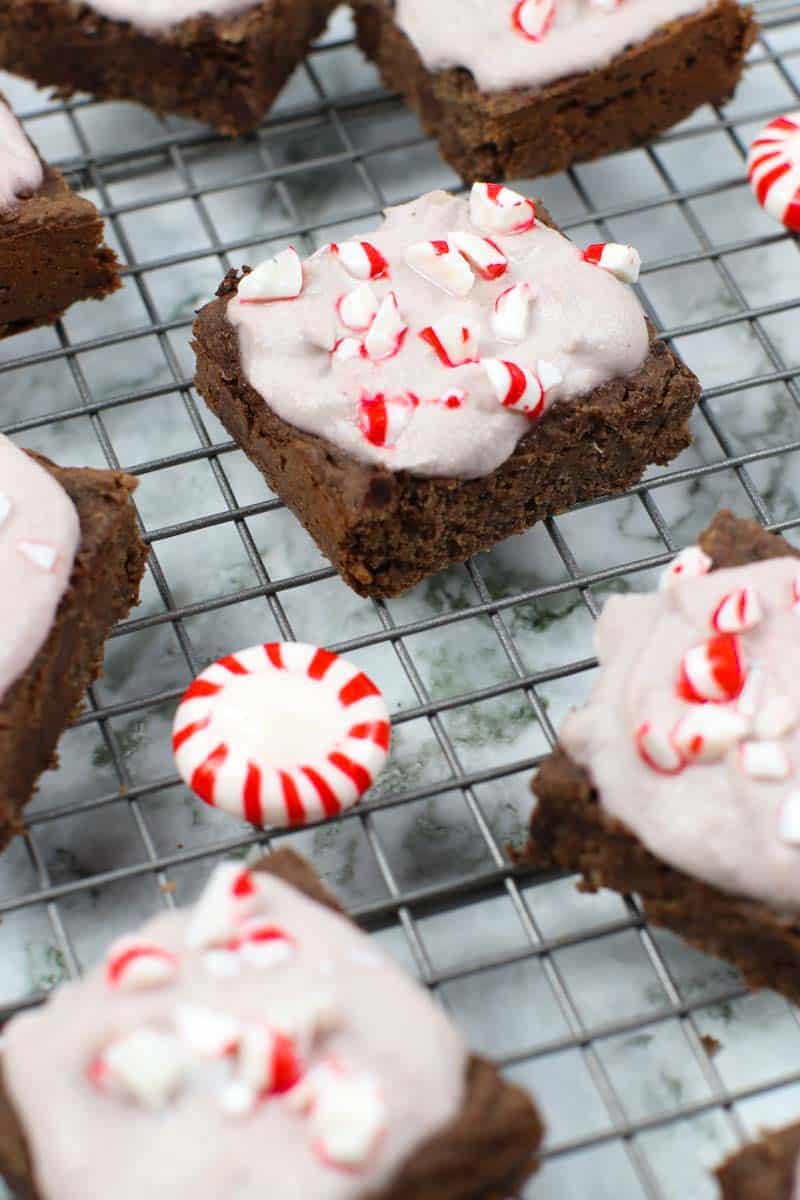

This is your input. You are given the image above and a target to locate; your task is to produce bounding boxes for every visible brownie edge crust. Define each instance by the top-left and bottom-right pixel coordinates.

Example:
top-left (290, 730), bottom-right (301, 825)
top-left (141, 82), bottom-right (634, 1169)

top-left (353, 0), bottom-right (757, 183)
top-left (192, 252), bottom-right (700, 599)
top-left (716, 1122), bottom-right (800, 1200)
top-left (527, 511), bottom-right (800, 1006)
top-left (0, 848), bottom-right (544, 1200)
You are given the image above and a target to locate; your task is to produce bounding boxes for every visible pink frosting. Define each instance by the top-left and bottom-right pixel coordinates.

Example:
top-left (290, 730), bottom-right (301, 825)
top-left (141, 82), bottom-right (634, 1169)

top-left (0, 101), bottom-right (43, 211)
top-left (395, 0), bottom-right (714, 93)
top-left (0, 435), bottom-right (80, 703)
top-left (2, 864), bottom-right (467, 1200)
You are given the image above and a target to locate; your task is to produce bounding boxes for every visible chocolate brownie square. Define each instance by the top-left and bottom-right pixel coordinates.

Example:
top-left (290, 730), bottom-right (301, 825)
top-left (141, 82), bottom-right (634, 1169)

top-left (192, 184), bottom-right (700, 598)
top-left (0, 0), bottom-right (339, 136)
top-left (353, 0), bottom-right (757, 183)
top-left (0, 91), bottom-right (120, 336)
top-left (0, 848), bottom-right (544, 1199)
top-left (527, 510), bottom-right (800, 1005)
top-left (716, 1122), bottom-right (800, 1199)
top-left (0, 437), bottom-right (148, 851)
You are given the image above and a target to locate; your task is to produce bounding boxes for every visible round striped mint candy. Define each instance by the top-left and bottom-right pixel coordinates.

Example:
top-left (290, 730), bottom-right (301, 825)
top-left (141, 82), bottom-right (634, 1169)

top-left (172, 644), bottom-right (390, 828)
top-left (747, 112), bottom-right (800, 232)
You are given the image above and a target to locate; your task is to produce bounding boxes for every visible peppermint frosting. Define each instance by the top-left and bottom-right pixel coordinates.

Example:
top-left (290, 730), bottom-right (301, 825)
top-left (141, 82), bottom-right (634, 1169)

top-left (3, 862), bottom-right (467, 1200)
top-left (228, 186), bottom-right (649, 479)
top-left (76, 0), bottom-right (257, 33)
top-left (0, 435), bottom-right (80, 704)
top-left (395, 0), bottom-right (714, 94)
top-left (558, 556), bottom-right (800, 912)
top-left (0, 101), bottom-right (43, 211)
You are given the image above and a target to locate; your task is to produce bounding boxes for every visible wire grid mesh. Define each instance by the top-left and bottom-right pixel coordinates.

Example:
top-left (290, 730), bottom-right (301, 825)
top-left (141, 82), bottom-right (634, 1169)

top-left (1, 3), bottom-right (800, 1196)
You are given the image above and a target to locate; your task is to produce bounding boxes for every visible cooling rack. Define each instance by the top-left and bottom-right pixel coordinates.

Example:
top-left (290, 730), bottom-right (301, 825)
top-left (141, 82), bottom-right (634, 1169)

top-left (1, 3), bottom-right (800, 1196)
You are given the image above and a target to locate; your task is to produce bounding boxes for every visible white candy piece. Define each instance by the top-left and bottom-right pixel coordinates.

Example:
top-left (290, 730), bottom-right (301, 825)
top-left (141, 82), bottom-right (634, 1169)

top-left (778, 791), bottom-right (800, 846)
top-left (469, 182), bottom-right (536, 236)
top-left (236, 919), bottom-right (296, 970)
top-left (635, 720), bottom-right (684, 774)
top-left (18, 541), bottom-right (58, 571)
top-left (739, 740), bottom-right (793, 781)
top-left (492, 283), bottom-right (534, 343)
top-left (105, 939), bottom-right (178, 992)
top-left (447, 231), bottom-right (508, 280)
top-left (481, 358), bottom-right (543, 418)
top-left (584, 242), bottom-right (642, 284)
top-left (420, 314), bottom-right (479, 367)
top-left (202, 949), bottom-right (241, 978)
top-left (175, 1005), bottom-right (241, 1059)
top-left (333, 241), bottom-right (388, 281)
top-left (185, 863), bottom-right (260, 951)
top-left (358, 393), bottom-right (416, 449)
top-left (660, 546), bottom-right (712, 590)
top-left (306, 1063), bottom-right (387, 1169)
top-left (671, 707), bottom-right (749, 764)
top-left (99, 1030), bottom-right (188, 1110)
top-left (712, 587), bottom-right (763, 634)
top-left (238, 248), bottom-right (303, 303)
top-left (0, 492), bottom-right (10, 528)
top-left (736, 663), bottom-right (764, 719)
top-left (512, 0), bottom-right (555, 42)
top-left (336, 284), bottom-right (379, 331)
top-left (537, 359), bottom-right (564, 394)
top-left (754, 695), bottom-right (798, 741)
top-left (404, 239), bottom-right (475, 298)
top-left (331, 336), bottom-right (363, 363)
top-left (364, 292), bottom-right (408, 360)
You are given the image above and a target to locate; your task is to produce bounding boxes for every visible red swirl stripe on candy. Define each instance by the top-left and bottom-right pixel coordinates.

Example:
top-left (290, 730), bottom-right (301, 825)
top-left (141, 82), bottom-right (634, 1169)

top-left (747, 113), bottom-right (800, 232)
top-left (172, 643), bottom-right (390, 829)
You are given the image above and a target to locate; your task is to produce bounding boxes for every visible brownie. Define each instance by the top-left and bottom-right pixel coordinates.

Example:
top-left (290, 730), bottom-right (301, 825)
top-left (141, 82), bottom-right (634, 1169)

top-left (526, 510), bottom-right (800, 1006)
top-left (352, 0), bottom-right (757, 183)
top-left (0, 848), bottom-right (544, 1200)
top-left (192, 194), bottom-right (700, 599)
top-left (0, 0), bottom-right (339, 137)
top-left (0, 454), bottom-right (148, 851)
top-left (716, 1122), bottom-right (800, 1199)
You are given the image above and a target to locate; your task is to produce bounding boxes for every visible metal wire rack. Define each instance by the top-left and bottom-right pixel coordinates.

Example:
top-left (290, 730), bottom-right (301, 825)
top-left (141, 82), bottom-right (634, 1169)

top-left (1, 3), bottom-right (800, 1196)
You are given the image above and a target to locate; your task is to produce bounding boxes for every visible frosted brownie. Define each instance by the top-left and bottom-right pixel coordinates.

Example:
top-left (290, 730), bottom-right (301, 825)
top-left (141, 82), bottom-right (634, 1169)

top-left (0, 849), bottom-right (543, 1199)
top-left (0, 0), bottom-right (338, 136)
top-left (0, 435), bottom-right (147, 851)
top-left (716, 1122), bottom-right (800, 1198)
top-left (0, 92), bottom-right (120, 336)
top-left (528, 510), bottom-right (800, 1004)
top-left (353, 0), bottom-right (757, 182)
top-left (193, 182), bottom-right (700, 597)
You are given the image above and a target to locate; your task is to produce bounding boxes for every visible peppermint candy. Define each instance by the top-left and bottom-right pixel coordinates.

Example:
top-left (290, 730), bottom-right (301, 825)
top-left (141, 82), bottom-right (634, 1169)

top-left (492, 283), bottom-right (534, 343)
top-left (363, 292), bottom-right (407, 360)
top-left (358, 392), bottom-right (416, 448)
top-left (739, 740), bottom-right (793, 782)
top-left (331, 241), bottom-right (389, 281)
top-left (404, 238), bottom-right (475, 297)
top-left (18, 540), bottom-right (58, 571)
top-left (677, 634), bottom-right (745, 704)
top-left (105, 939), bottom-right (179, 992)
top-left (583, 242), bottom-right (641, 284)
top-left (469, 183), bottom-right (536, 236)
top-left (90, 1030), bottom-right (188, 1111)
top-left (293, 1059), bottom-right (386, 1170)
top-left (419, 315), bottom-right (479, 367)
top-left (481, 357), bottom-right (562, 418)
top-left (336, 284), bottom-right (379, 331)
top-left (512, 0), bottom-right (556, 42)
top-left (747, 113), bottom-right (800, 233)
top-left (660, 546), bottom-right (712, 590)
top-left (172, 644), bottom-right (390, 829)
top-left (185, 863), bottom-right (260, 951)
top-left (671, 707), bottom-right (748, 765)
top-left (175, 1004), bottom-right (242, 1059)
top-left (447, 231), bottom-right (508, 280)
top-left (238, 248), bottom-right (303, 303)
top-left (711, 587), bottom-right (763, 635)
top-left (635, 720), bottom-right (684, 775)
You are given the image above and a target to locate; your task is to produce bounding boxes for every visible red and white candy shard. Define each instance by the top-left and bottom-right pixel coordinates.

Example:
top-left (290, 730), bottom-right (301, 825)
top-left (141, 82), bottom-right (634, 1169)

top-left (172, 643), bottom-right (390, 829)
top-left (419, 315), bottom-right (479, 367)
top-left (363, 292), bottom-right (408, 360)
top-left (231, 918), bottom-right (296, 970)
top-left (512, 0), bottom-right (555, 42)
top-left (105, 938), bottom-right (179, 992)
top-left (482, 359), bottom-right (543, 418)
top-left (185, 862), bottom-right (260, 951)
top-left (439, 388), bottom-right (466, 409)
top-left (175, 1005), bottom-right (241, 1060)
top-left (18, 541), bottom-right (58, 571)
top-left (237, 1024), bottom-right (303, 1099)
top-left (754, 695), bottom-right (797, 741)
top-left (447, 231), bottom-right (508, 280)
top-left (332, 336), bottom-right (363, 363)
top-left (300, 1060), bottom-right (386, 1169)
top-left (469, 183), bottom-right (536, 236)
top-left (336, 284), bottom-right (379, 332)
top-left (747, 113), bottom-right (800, 233)
top-left (671, 707), bottom-right (749, 765)
top-left (712, 587), bottom-right (763, 634)
top-left (739, 740), bottom-right (793, 782)
top-left (238, 248), bottom-right (303, 304)
top-left (677, 633), bottom-right (745, 703)
top-left (492, 283), bottom-right (534, 343)
top-left (659, 546), bottom-right (712, 590)
top-left (404, 239), bottom-right (475, 298)
top-left (358, 392), bottom-right (416, 448)
top-left (635, 720), bottom-right (684, 775)
top-left (332, 241), bottom-right (389, 281)
top-left (778, 791), bottom-right (800, 846)
top-left (583, 243), bottom-right (641, 285)
top-left (91, 1030), bottom-right (188, 1111)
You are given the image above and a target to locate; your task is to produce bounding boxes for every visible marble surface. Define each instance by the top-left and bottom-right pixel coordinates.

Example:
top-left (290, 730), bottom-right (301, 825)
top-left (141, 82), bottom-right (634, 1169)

top-left (1, 4), bottom-right (800, 1198)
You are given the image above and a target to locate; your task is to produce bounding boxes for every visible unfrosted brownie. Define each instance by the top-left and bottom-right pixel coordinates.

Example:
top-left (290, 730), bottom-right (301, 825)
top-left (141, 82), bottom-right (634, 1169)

top-left (0, 848), bottom-right (543, 1199)
top-left (716, 1122), bottom-right (800, 1198)
top-left (353, 0), bottom-right (757, 183)
top-left (0, 0), bottom-right (339, 136)
top-left (193, 183), bottom-right (700, 598)
top-left (0, 435), bottom-right (148, 850)
top-left (0, 92), bottom-right (120, 336)
top-left (527, 510), bottom-right (800, 1005)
